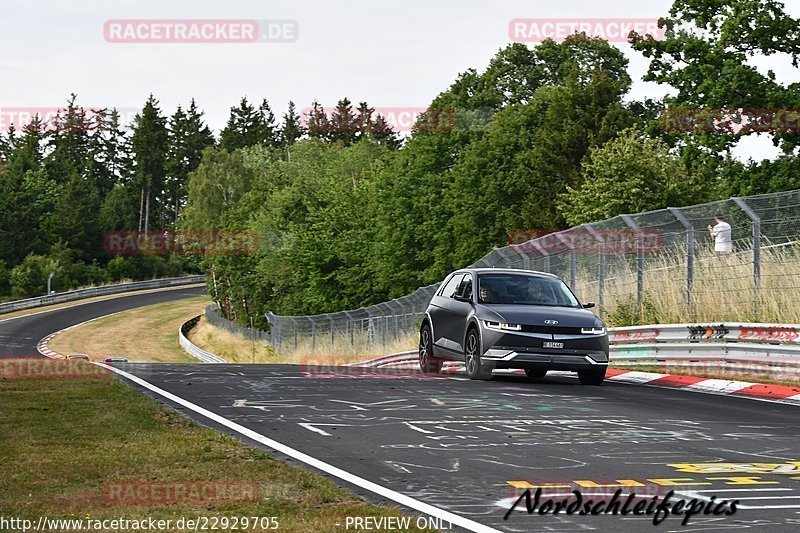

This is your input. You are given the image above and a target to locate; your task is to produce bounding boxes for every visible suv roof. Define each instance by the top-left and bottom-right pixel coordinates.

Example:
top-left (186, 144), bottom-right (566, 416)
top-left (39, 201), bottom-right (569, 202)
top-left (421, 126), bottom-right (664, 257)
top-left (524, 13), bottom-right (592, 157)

top-left (455, 267), bottom-right (559, 279)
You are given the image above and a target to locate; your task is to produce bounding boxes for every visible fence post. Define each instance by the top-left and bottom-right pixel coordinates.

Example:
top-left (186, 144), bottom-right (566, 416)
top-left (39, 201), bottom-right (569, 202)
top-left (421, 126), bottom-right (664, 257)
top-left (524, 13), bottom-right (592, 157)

top-left (344, 311), bottom-right (355, 349)
top-left (531, 239), bottom-right (551, 273)
top-left (582, 224), bottom-right (605, 316)
top-left (387, 300), bottom-right (403, 340)
top-left (307, 317), bottom-right (316, 353)
top-left (511, 243), bottom-right (531, 270)
top-left (555, 232), bottom-right (576, 290)
top-left (366, 308), bottom-right (375, 347)
top-left (620, 214), bottom-right (644, 310)
top-left (732, 197), bottom-right (762, 317)
top-left (266, 312), bottom-right (276, 348)
top-left (493, 246), bottom-right (515, 268)
top-left (290, 317), bottom-right (298, 350)
top-left (494, 246), bottom-right (517, 268)
top-left (329, 316), bottom-right (335, 352)
top-left (668, 207), bottom-right (694, 315)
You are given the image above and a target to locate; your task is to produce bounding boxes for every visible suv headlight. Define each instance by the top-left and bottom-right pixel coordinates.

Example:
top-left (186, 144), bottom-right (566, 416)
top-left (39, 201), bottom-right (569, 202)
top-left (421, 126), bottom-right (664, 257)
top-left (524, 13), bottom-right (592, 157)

top-left (581, 327), bottom-right (606, 335)
top-left (484, 321), bottom-right (522, 331)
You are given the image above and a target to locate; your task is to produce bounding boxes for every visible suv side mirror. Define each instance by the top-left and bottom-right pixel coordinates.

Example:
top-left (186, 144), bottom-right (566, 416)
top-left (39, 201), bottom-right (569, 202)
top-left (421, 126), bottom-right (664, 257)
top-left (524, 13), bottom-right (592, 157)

top-left (582, 302), bottom-right (595, 309)
top-left (453, 294), bottom-right (471, 302)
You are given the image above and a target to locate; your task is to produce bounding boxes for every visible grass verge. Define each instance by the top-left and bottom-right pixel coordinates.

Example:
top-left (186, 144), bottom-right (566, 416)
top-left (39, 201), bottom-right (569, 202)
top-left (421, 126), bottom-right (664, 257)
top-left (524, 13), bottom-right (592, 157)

top-left (188, 319), bottom-right (418, 366)
top-left (49, 297), bottom-right (210, 363)
top-left (187, 317), bottom-right (277, 364)
top-left (0, 365), bottom-right (432, 532)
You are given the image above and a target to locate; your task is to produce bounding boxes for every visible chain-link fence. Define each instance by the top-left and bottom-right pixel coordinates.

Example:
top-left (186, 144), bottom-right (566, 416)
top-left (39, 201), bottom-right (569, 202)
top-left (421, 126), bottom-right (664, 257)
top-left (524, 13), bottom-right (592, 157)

top-left (205, 304), bottom-right (271, 343)
top-left (265, 190), bottom-right (800, 353)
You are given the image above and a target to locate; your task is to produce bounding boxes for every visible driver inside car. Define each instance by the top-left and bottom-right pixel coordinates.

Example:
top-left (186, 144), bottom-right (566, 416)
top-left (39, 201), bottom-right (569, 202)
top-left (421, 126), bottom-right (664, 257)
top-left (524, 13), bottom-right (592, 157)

top-left (528, 281), bottom-right (556, 305)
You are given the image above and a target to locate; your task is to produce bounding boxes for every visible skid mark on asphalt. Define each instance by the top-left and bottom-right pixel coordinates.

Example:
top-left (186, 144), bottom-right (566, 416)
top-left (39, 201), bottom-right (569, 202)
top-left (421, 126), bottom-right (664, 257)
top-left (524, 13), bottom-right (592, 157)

top-left (108, 363), bottom-right (800, 532)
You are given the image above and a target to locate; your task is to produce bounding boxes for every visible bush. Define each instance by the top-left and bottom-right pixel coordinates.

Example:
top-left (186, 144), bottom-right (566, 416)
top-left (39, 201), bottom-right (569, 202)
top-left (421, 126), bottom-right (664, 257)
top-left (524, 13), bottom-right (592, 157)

top-left (10, 254), bottom-right (53, 297)
top-left (605, 292), bottom-right (662, 327)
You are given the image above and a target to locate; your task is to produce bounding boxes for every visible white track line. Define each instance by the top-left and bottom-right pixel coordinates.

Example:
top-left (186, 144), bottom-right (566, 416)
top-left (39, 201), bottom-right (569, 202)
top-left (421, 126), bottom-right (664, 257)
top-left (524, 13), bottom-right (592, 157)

top-left (96, 363), bottom-right (502, 533)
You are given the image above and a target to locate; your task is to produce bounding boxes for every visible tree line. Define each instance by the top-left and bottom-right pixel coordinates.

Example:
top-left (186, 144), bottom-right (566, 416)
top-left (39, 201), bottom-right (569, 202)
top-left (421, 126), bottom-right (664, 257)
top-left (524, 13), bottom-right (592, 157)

top-left (0, 92), bottom-right (396, 298)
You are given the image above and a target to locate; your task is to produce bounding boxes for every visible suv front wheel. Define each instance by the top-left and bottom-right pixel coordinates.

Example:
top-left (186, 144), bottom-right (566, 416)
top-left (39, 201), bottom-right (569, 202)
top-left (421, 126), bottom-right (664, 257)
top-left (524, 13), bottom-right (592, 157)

top-left (464, 328), bottom-right (492, 380)
top-left (578, 367), bottom-right (606, 385)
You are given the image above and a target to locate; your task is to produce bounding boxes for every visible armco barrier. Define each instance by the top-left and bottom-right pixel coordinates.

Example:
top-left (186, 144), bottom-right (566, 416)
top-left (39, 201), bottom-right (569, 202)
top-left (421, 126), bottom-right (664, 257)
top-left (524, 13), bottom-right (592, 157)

top-left (352, 322), bottom-right (800, 375)
top-left (179, 315), bottom-right (226, 363)
top-left (0, 275), bottom-right (206, 315)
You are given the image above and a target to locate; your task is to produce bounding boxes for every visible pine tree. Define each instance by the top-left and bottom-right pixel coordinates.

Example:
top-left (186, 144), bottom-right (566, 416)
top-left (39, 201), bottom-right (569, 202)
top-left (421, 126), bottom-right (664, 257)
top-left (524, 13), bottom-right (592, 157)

top-left (329, 98), bottom-right (358, 145)
top-left (370, 112), bottom-right (400, 149)
top-left (166, 100), bottom-right (214, 225)
top-left (280, 101), bottom-right (304, 147)
top-left (45, 95), bottom-right (95, 185)
top-left (131, 94), bottom-right (168, 233)
top-left (90, 108), bottom-right (132, 196)
top-left (256, 99), bottom-right (279, 147)
top-left (305, 100), bottom-right (330, 141)
top-left (44, 170), bottom-right (101, 261)
top-left (220, 97), bottom-right (259, 151)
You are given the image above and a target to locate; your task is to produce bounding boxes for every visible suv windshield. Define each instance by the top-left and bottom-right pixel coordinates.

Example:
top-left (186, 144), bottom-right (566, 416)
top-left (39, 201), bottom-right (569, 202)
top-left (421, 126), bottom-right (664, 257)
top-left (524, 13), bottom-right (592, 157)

top-left (477, 273), bottom-right (580, 307)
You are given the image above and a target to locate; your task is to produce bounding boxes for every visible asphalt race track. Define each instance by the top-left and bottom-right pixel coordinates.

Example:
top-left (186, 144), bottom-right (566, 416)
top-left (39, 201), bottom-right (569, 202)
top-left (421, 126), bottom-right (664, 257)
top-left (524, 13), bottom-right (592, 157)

top-left (0, 286), bottom-right (206, 358)
top-left (109, 363), bottom-right (800, 532)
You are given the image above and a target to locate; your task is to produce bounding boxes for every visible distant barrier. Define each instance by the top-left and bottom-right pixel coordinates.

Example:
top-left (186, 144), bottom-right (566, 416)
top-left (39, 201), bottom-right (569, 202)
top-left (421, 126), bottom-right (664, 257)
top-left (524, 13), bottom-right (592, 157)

top-left (0, 275), bottom-right (206, 316)
top-left (352, 322), bottom-right (800, 377)
top-left (179, 315), bottom-right (226, 363)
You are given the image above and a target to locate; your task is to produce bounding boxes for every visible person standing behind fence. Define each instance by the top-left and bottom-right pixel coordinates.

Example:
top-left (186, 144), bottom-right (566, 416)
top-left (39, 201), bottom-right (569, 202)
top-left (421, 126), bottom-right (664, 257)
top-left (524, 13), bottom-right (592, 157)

top-left (708, 213), bottom-right (732, 255)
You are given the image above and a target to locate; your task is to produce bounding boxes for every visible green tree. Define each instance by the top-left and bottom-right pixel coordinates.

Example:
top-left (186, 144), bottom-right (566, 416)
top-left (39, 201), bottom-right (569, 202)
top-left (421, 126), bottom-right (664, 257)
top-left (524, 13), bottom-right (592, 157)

top-left (44, 171), bottom-right (101, 260)
top-left (220, 97), bottom-right (279, 150)
top-left (280, 101), bottom-right (304, 147)
top-left (631, 0), bottom-right (800, 168)
top-left (131, 95), bottom-right (168, 232)
top-left (166, 100), bottom-right (214, 225)
top-left (558, 128), bottom-right (702, 225)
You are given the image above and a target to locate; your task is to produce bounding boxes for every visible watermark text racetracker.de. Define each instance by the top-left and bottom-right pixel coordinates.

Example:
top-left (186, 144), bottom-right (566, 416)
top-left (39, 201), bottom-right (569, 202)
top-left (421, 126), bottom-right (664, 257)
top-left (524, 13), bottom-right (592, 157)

top-left (0, 358), bottom-right (111, 380)
top-left (104, 19), bottom-right (298, 43)
top-left (509, 228), bottom-right (664, 254)
top-left (509, 18), bottom-right (665, 42)
top-left (103, 230), bottom-right (259, 255)
top-left (661, 108), bottom-right (800, 134)
top-left (0, 515), bottom-right (279, 532)
top-left (0, 107), bottom-right (138, 133)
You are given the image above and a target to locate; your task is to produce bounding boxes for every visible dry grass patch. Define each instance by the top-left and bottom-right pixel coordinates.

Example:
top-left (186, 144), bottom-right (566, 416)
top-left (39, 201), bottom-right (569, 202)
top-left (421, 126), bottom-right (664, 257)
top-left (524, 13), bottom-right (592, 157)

top-left (0, 370), bottom-right (432, 532)
top-left (49, 297), bottom-right (210, 362)
top-left (187, 317), bottom-right (277, 363)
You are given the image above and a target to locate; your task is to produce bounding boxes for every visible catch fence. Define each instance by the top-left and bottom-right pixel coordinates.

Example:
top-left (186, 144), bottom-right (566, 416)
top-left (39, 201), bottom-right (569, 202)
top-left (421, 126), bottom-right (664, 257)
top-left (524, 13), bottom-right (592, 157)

top-left (265, 190), bottom-right (800, 353)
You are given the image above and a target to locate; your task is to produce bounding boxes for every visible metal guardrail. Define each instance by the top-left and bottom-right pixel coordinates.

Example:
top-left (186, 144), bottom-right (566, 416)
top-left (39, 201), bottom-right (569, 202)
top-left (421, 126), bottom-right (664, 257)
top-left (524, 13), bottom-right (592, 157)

top-left (179, 316), bottom-right (226, 363)
top-left (0, 275), bottom-right (206, 315)
top-left (353, 322), bottom-right (800, 374)
top-left (609, 322), bottom-right (800, 345)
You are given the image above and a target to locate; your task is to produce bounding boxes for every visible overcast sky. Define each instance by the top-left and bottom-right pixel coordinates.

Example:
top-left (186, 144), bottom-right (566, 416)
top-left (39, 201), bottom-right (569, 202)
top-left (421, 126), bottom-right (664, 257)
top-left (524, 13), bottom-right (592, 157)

top-left (3, 0), bottom-right (799, 161)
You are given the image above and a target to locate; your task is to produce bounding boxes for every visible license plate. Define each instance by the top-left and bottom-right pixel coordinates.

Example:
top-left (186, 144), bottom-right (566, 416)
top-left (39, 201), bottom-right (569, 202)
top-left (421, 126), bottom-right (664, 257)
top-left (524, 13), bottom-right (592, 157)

top-left (543, 341), bottom-right (564, 349)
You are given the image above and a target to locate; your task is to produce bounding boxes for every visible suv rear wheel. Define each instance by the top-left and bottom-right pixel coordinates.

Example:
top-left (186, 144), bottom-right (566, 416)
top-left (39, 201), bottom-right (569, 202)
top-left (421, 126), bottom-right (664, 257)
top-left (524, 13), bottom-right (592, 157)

top-left (419, 324), bottom-right (442, 374)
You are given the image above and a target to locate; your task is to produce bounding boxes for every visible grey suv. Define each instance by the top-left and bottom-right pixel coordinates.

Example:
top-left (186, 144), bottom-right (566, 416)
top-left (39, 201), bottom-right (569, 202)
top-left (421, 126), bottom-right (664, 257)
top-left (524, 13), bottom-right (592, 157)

top-left (418, 268), bottom-right (609, 385)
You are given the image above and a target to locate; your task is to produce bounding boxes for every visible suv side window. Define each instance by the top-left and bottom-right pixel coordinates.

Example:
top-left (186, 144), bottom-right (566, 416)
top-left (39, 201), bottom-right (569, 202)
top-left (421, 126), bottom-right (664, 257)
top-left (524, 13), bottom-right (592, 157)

top-left (439, 273), bottom-right (464, 298)
top-left (456, 273), bottom-right (473, 300)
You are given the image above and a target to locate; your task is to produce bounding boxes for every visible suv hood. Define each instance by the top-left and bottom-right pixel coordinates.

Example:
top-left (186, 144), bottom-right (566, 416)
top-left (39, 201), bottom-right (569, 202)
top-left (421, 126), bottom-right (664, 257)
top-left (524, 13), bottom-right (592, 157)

top-left (476, 304), bottom-right (601, 328)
